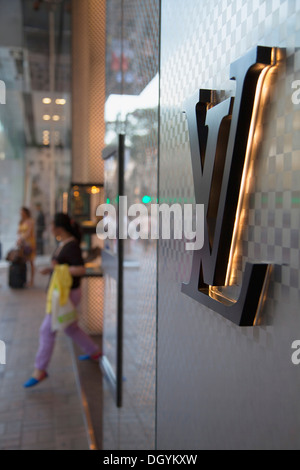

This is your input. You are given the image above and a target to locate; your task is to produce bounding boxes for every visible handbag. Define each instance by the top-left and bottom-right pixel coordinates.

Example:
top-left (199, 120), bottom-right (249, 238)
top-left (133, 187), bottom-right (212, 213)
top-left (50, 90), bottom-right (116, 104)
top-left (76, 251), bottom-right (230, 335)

top-left (22, 243), bottom-right (33, 257)
top-left (6, 248), bottom-right (24, 264)
top-left (51, 288), bottom-right (78, 332)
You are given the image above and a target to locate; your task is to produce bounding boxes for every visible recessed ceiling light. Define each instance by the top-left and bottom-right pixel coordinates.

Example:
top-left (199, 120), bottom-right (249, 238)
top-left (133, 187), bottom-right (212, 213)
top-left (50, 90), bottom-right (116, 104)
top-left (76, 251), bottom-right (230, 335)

top-left (43, 98), bottom-right (52, 104)
top-left (55, 99), bottom-right (66, 105)
top-left (52, 115), bottom-right (60, 121)
top-left (43, 114), bottom-right (51, 121)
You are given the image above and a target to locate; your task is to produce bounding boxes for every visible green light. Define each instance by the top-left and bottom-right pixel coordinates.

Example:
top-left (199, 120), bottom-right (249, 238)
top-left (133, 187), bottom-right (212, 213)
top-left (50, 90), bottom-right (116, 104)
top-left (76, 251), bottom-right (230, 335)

top-left (106, 198), bottom-right (110, 204)
top-left (291, 197), bottom-right (300, 205)
top-left (142, 195), bottom-right (152, 204)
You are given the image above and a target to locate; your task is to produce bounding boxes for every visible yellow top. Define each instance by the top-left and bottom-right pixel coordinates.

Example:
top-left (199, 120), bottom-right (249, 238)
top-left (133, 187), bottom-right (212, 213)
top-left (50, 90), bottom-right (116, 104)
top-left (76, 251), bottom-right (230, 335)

top-left (46, 264), bottom-right (73, 314)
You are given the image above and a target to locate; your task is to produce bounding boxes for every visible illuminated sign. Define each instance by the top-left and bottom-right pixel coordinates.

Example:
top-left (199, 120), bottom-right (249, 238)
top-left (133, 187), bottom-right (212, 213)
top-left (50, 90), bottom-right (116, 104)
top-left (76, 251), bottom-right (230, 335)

top-left (182, 46), bottom-right (276, 326)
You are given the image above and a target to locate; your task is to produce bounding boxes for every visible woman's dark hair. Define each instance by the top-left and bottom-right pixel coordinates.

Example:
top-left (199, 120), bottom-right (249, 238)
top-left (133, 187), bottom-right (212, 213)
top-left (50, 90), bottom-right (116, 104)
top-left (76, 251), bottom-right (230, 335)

top-left (21, 207), bottom-right (31, 218)
top-left (54, 213), bottom-right (82, 243)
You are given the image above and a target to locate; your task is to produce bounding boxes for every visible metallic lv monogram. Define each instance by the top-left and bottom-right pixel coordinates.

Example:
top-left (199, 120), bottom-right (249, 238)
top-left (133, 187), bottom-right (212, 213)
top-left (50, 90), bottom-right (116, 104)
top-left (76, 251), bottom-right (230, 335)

top-left (182, 46), bottom-right (276, 326)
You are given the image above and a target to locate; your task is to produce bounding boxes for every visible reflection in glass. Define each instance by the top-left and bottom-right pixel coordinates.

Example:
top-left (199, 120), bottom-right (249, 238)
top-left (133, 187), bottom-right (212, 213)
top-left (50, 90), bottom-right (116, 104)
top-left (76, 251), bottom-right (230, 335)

top-left (102, 0), bottom-right (159, 449)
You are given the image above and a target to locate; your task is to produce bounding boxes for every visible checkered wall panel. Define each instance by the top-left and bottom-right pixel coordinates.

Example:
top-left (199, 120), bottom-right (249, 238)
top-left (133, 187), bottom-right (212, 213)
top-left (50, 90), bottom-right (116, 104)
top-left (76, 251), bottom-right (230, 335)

top-left (72, 0), bottom-right (106, 184)
top-left (157, 0), bottom-right (300, 450)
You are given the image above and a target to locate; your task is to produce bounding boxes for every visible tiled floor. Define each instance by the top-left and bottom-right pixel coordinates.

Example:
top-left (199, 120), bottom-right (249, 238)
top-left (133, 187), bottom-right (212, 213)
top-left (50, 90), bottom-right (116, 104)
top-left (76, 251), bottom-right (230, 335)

top-left (0, 260), bottom-right (90, 450)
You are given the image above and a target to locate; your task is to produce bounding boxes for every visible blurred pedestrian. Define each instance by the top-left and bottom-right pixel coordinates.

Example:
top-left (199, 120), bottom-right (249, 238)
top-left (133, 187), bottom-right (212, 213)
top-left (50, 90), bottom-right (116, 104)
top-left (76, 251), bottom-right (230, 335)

top-left (24, 213), bottom-right (102, 388)
top-left (35, 203), bottom-right (46, 255)
top-left (17, 207), bottom-right (36, 287)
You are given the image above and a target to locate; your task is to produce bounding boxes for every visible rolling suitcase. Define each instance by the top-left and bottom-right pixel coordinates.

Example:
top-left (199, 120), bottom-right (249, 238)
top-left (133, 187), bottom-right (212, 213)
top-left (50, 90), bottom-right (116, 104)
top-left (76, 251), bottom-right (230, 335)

top-left (8, 261), bottom-right (27, 288)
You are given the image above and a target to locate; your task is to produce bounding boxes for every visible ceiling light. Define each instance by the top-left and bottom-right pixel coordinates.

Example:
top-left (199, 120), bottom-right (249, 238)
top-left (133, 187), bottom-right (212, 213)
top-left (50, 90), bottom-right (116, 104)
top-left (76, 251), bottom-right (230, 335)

top-left (90, 186), bottom-right (100, 194)
top-left (52, 115), bottom-right (60, 121)
top-left (43, 98), bottom-right (52, 104)
top-left (43, 114), bottom-right (51, 121)
top-left (55, 99), bottom-right (66, 105)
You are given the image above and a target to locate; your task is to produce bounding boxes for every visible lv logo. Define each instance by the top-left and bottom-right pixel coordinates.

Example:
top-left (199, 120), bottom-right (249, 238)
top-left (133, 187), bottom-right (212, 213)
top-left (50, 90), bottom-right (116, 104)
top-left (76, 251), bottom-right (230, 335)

top-left (182, 46), bottom-right (276, 326)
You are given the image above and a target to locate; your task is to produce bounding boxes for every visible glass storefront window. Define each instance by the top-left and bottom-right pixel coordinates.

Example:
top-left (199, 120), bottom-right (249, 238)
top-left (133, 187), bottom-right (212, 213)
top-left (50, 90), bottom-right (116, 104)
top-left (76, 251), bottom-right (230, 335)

top-left (102, 0), bottom-right (159, 450)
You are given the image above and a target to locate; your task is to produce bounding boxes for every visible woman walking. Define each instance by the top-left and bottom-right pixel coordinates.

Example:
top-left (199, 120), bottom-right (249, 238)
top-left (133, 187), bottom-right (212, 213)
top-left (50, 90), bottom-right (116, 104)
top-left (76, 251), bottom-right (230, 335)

top-left (24, 213), bottom-right (102, 388)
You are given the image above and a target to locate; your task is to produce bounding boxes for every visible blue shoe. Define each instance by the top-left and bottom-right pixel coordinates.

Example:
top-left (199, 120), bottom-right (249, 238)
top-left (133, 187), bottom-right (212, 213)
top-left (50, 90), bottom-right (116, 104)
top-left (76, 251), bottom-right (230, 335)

top-left (78, 354), bottom-right (91, 361)
top-left (24, 372), bottom-right (48, 388)
top-left (78, 352), bottom-right (102, 362)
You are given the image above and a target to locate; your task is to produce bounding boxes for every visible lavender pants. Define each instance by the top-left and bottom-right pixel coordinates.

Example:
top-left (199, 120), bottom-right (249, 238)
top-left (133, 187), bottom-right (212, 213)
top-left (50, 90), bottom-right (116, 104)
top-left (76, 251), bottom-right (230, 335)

top-left (35, 288), bottom-right (99, 371)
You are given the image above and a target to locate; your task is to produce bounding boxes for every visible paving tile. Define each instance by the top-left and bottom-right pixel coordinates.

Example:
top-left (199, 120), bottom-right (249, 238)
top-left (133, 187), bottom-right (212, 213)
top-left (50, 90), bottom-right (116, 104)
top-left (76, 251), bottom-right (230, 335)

top-left (21, 442), bottom-right (56, 450)
top-left (0, 409), bottom-right (24, 422)
top-left (21, 429), bottom-right (39, 446)
top-left (55, 431), bottom-right (89, 451)
top-left (37, 427), bottom-right (55, 444)
top-left (0, 436), bottom-right (21, 449)
top-left (5, 420), bottom-right (22, 436)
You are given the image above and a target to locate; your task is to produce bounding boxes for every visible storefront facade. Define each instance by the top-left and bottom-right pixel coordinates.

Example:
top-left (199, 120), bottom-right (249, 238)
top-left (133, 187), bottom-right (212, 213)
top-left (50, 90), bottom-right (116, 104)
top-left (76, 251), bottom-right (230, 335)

top-left (0, 0), bottom-right (299, 450)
